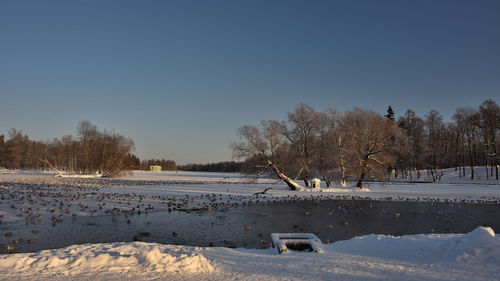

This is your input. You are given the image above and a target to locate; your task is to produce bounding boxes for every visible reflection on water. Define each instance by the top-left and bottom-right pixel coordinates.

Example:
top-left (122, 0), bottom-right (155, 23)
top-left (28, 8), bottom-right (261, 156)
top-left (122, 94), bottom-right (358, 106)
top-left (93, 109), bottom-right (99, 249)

top-left (1, 200), bottom-right (499, 253)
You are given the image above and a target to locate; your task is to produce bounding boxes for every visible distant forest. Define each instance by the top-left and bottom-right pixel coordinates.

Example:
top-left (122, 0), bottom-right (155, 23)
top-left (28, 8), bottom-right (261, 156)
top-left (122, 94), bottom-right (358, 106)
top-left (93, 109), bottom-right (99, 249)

top-left (139, 158), bottom-right (177, 171)
top-left (177, 161), bottom-right (243, 173)
top-left (0, 120), bottom-right (139, 176)
top-left (1, 99), bottom-right (498, 182)
top-left (0, 120), bottom-right (240, 175)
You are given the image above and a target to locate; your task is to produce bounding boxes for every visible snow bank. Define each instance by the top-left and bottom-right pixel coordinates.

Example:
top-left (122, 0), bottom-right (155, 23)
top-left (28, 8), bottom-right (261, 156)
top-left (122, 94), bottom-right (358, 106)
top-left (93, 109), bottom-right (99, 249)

top-left (0, 227), bottom-right (498, 281)
top-left (328, 226), bottom-right (500, 264)
top-left (453, 227), bottom-right (500, 263)
top-left (0, 242), bottom-right (214, 276)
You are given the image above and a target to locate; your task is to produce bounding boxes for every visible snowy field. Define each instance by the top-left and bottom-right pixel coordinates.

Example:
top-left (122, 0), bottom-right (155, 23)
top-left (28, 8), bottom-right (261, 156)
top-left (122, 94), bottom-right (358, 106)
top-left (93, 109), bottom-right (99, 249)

top-left (1, 169), bottom-right (499, 280)
top-left (391, 166), bottom-right (500, 185)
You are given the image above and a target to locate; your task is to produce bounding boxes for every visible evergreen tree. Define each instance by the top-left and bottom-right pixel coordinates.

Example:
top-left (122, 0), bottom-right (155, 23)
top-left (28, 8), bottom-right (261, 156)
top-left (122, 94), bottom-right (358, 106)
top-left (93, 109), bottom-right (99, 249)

top-left (385, 105), bottom-right (395, 122)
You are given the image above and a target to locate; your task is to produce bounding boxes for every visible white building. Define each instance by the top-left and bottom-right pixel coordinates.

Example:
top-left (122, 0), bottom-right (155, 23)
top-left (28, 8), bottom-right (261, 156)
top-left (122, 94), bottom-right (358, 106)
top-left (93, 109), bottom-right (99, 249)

top-left (311, 178), bottom-right (321, 188)
top-left (150, 165), bottom-right (161, 172)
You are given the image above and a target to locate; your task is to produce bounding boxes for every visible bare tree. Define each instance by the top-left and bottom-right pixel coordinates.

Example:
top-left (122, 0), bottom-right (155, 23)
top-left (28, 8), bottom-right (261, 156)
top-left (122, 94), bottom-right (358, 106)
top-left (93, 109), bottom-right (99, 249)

top-left (232, 121), bottom-right (302, 190)
top-left (397, 110), bottom-right (426, 179)
top-left (479, 99), bottom-right (499, 180)
top-left (100, 131), bottom-right (135, 176)
top-left (316, 111), bottom-right (336, 187)
top-left (452, 109), bottom-right (467, 178)
top-left (76, 120), bottom-right (99, 174)
top-left (327, 110), bottom-right (350, 186)
top-left (454, 107), bottom-right (480, 180)
top-left (424, 110), bottom-right (446, 181)
top-left (343, 108), bottom-right (404, 188)
top-left (280, 103), bottom-right (321, 186)
top-left (4, 129), bottom-right (27, 169)
top-left (0, 135), bottom-right (5, 168)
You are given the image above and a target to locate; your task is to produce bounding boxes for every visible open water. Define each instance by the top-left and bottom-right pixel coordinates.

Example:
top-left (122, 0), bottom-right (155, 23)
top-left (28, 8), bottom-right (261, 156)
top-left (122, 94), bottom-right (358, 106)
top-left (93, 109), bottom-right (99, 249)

top-left (1, 199), bottom-right (499, 253)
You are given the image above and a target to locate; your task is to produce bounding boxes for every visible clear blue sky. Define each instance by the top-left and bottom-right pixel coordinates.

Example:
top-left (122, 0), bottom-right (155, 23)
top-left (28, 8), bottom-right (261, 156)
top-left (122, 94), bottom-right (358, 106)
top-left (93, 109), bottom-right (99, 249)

top-left (1, 0), bottom-right (499, 164)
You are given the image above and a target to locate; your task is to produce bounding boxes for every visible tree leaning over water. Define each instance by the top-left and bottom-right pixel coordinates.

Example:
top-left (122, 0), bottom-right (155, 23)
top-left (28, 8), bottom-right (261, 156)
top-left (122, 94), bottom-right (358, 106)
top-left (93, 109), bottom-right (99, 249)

top-left (232, 121), bottom-right (302, 190)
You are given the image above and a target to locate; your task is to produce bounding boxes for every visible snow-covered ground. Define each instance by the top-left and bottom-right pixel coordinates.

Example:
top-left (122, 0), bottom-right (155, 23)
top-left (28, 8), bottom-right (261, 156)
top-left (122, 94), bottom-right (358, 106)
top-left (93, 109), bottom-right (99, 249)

top-left (0, 226), bottom-right (498, 281)
top-left (120, 170), bottom-right (276, 183)
top-left (391, 166), bottom-right (500, 185)
top-left (1, 169), bottom-right (499, 280)
top-left (0, 169), bottom-right (276, 184)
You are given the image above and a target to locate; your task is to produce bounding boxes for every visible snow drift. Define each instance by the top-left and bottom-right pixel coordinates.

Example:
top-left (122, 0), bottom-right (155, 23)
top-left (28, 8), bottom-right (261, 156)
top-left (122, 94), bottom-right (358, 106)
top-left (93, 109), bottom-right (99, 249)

top-left (328, 226), bottom-right (500, 264)
top-left (0, 243), bottom-right (214, 276)
top-left (0, 227), bottom-right (498, 281)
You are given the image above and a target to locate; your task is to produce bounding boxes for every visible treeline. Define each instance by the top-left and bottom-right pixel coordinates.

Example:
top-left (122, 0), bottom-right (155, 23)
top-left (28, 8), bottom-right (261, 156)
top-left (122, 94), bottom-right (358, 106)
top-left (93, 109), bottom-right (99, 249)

top-left (177, 161), bottom-right (243, 172)
top-left (233, 99), bottom-right (499, 189)
top-left (139, 158), bottom-right (177, 171)
top-left (395, 99), bottom-right (499, 181)
top-left (0, 121), bottom-right (138, 176)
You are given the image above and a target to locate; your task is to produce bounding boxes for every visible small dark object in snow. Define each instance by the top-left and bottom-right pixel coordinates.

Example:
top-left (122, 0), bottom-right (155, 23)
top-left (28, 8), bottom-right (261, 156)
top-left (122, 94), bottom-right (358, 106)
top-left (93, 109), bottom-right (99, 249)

top-left (253, 188), bottom-right (272, 195)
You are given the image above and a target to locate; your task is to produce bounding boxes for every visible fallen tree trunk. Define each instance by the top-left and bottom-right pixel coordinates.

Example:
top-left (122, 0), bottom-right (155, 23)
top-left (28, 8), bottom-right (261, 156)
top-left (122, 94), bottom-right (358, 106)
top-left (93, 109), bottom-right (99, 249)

top-left (42, 158), bottom-right (65, 177)
top-left (268, 161), bottom-right (302, 190)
